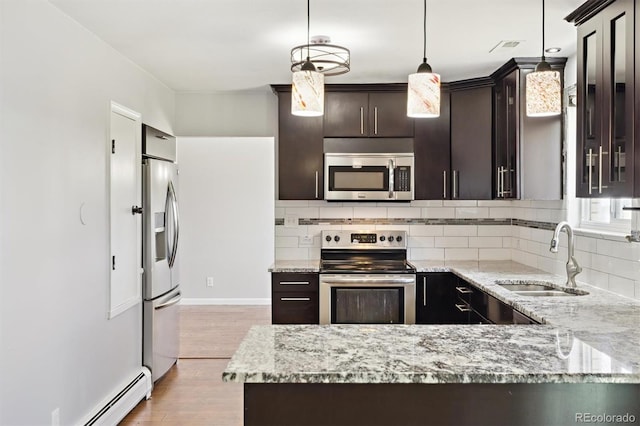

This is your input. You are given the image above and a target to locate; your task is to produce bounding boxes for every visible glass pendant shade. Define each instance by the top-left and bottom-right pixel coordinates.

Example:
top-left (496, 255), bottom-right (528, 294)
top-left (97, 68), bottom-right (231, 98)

top-left (291, 69), bottom-right (324, 117)
top-left (407, 71), bottom-right (441, 118)
top-left (525, 69), bottom-right (561, 116)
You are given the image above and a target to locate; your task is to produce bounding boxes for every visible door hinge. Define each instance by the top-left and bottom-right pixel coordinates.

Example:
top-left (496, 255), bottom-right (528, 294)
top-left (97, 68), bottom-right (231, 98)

top-left (112, 255), bottom-right (116, 270)
top-left (111, 139), bottom-right (116, 154)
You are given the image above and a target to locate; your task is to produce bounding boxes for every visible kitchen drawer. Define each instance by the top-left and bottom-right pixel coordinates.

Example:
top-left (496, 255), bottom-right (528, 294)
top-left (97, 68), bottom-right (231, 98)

top-left (513, 310), bottom-right (540, 325)
top-left (272, 273), bottom-right (319, 293)
top-left (272, 292), bottom-right (319, 324)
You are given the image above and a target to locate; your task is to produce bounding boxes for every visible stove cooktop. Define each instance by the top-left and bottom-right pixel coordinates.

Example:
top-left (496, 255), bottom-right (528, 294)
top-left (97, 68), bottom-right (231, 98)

top-left (320, 259), bottom-right (416, 274)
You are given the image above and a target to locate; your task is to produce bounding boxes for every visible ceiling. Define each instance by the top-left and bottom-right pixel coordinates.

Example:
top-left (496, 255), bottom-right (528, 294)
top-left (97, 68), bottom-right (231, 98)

top-left (49, 0), bottom-right (585, 93)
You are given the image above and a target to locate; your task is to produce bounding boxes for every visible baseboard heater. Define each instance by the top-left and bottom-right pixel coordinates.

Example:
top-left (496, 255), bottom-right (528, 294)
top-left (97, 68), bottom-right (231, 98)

top-left (84, 367), bottom-right (152, 426)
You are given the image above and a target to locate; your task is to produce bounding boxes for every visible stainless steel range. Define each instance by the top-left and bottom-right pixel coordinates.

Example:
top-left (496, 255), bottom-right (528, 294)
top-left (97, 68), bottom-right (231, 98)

top-left (319, 230), bottom-right (416, 324)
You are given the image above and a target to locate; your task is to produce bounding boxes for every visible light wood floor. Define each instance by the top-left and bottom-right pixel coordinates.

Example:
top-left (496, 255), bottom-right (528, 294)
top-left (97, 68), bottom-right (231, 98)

top-left (120, 305), bottom-right (271, 425)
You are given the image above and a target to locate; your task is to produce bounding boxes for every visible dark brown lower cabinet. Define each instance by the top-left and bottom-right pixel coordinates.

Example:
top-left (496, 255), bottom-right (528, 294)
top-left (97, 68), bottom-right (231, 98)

top-left (416, 273), bottom-right (538, 325)
top-left (244, 383), bottom-right (639, 426)
top-left (271, 273), bottom-right (319, 324)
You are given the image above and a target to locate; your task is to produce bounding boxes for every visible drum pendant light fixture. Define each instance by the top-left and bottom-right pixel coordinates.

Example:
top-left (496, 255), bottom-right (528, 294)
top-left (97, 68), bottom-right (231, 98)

top-left (407, 0), bottom-right (440, 118)
top-left (291, 0), bottom-right (324, 117)
top-left (526, 0), bottom-right (561, 117)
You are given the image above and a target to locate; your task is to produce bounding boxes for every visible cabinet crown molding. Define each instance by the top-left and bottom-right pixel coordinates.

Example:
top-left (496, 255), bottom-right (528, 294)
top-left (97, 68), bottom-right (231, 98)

top-left (490, 57), bottom-right (568, 82)
top-left (565, 0), bottom-right (616, 25)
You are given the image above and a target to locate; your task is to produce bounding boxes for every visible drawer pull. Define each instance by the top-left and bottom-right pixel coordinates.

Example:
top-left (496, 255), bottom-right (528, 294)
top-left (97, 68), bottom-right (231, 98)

top-left (455, 303), bottom-right (472, 312)
top-left (455, 286), bottom-right (473, 294)
top-left (280, 281), bottom-right (310, 285)
top-left (280, 297), bottom-right (311, 302)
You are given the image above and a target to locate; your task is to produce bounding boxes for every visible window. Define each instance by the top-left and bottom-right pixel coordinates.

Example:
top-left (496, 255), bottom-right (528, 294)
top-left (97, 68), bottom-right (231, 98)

top-left (580, 198), bottom-right (632, 233)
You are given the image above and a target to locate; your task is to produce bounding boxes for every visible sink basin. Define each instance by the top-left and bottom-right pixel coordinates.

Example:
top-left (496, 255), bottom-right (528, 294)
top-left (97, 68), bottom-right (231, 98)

top-left (495, 279), bottom-right (589, 297)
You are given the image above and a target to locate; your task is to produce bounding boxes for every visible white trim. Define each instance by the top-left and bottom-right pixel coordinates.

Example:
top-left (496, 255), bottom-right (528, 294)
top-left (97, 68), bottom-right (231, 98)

top-left (111, 101), bottom-right (141, 121)
top-left (108, 296), bottom-right (141, 319)
top-left (573, 228), bottom-right (630, 242)
top-left (180, 298), bottom-right (271, 306)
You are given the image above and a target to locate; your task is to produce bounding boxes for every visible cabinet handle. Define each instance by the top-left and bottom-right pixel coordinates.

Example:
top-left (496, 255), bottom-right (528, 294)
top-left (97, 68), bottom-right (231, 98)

top-left (587, 149), bottom-right (593, 195)
top-left (443, 171), bottom-right (447, 199)
top-left (455, 286), bottom-right (473, 294)
top-left (374, 107), bottom-right (379, 135)
top-left (455, 303), bottom-right (472, 312)
top-left (360, 107), bottom-right (364, 135)
top-left (587, 109), bottom-right (593, 138)
top-left (452, 170), bottom-right (459, 199)
top-left (281, 297), bottom-right (311, 302)
top-left (315, 171), bottom-right (319, 199)
top-left (598, 145), bottom-right (609, 193)
top-left (423, 276), bottom-right (427, 307)
top-left (280, 281), bottom-right (310, 285)
top-left (617, 146), bottom-right (622, 181)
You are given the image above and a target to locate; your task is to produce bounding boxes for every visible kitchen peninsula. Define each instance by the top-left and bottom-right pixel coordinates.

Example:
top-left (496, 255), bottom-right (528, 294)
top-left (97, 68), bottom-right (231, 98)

top-left (223, 261), bottom-right (640, 426)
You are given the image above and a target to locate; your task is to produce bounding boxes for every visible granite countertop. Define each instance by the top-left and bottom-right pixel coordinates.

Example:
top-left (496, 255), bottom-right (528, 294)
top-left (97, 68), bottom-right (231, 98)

top-left (225, 261), bottom-right (640, 384)
top-left (269, 260), bottom-right (320, 273)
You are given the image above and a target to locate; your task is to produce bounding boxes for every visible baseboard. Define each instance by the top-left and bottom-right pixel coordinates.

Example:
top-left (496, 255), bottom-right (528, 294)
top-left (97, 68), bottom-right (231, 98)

top-left (82, 367), bottom-right (152, 426)
top-left (180, 298), bottom-right (271, 306)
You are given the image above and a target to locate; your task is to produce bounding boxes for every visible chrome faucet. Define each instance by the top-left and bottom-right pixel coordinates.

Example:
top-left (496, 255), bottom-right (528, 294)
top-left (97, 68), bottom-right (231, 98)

top-left (550, 221), bottom-right (582, 288)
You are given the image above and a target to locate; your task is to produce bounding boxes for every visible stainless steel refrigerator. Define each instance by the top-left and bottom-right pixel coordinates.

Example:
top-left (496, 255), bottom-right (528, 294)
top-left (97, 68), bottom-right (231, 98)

top-left (142, 124), bottom-right (181, 383)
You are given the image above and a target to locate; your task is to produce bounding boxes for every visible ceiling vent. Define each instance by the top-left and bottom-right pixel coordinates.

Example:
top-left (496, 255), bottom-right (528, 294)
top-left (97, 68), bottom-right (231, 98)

top-left (489, 40), bottom-right (523, 53)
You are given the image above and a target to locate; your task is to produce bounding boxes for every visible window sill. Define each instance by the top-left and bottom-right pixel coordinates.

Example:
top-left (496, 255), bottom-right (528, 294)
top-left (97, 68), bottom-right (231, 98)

top-left (573, 227), bottom-right (630, 243)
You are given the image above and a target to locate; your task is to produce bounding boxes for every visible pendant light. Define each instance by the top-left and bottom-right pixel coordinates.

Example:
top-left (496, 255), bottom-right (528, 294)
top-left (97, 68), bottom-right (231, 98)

top-left (407, 0), bottom-right (440, 118)
top-left (526, 0), bottom-right (561, 117)
top-left (291, 0), bottom-right (324, 117)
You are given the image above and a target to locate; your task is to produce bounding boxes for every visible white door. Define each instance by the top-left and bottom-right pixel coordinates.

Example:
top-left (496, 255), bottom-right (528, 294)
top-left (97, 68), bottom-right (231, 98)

top-left (109, 102), bottom-right (142, 318)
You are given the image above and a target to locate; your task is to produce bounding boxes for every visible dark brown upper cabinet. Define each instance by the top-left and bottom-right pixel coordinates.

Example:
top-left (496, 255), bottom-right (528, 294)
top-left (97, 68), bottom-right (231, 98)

top-left (568, 0), bottom-right (635, 197)
top-left (414, 86), bottom-right (451, 200)
top-left (491, 58), bottom-right (566, 201)
top-left (324, 85), bottom-right (414, 137)
top-left (272, 85), bottom-right (324, 200)
top-left (449, 79), bottom-right (494, 200)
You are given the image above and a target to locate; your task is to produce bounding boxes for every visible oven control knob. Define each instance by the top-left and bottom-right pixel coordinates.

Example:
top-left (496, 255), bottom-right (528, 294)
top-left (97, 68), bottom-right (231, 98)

top-left (334, 235), bottom-right (341, 242)
top-left (396, 235), bottom-right (403, 242)
top-left (388, 236), bottom-right (394, 242)
top-left (379, 235), bottom-right (386, 242)
top-left (325, 235), bottom-right (332, 242)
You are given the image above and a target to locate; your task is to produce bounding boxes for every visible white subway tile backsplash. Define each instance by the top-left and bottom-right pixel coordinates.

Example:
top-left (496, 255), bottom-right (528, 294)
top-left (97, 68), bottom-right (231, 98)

top-left (276, 200), bottom-right (309, 208)
top-left (580, 268), bottom-right (610, 290)
top-left (422, 207), bottom-right (456, 218)
top-left (455, 207), bottom-right (489, 219)
top-left (478, 225), bottom-right (512, 237)
top-left (285, 207), bottom-right (319, 218)
top-left (275, 247), bottom-right (310, 260)
top-left (489, 207), bottom-right (513, 218)
top-left (479, 248), bottom-right (511, 260)
top-left (478, 200), bottom-right (513, 207)
top-left (575, 235), bottom-right (598, 253)
top-left (275, 236), bottom-right (300, 248)
top-left (410, 200), bottom-right (443, 207)
top-left (468, 237), bottom-right (503, 248)
top-left (409, 248), bottom-right (444, 261)
top-left (408, 236), bottom-right (435, 248)
top-left (444, 248), bottom-right (479, 261)
top-left (275, 207), bottom-right (285, 218)
top-left (608, 275), bottom-right (636, 299)
top-left (275, 226), bottom-right (309, 236)
top-left (387, 207), bottom-right (420, 218)
top-left (353, 206), bottom-right (388, 218)
top-left (319, 207), bottom-right (353, 219)
top-left (596, 239), bottom-right (640, 262)
top-left (409, 224), bottom-right (444, 236)
top-left (502, 237), bottom-right (512, 248)
top-left (443, 200), bottom-right (477, 207)
top-left (434, 237), bottom-right (469, 248)
top-left (443, 225), bottom-right (478, 237)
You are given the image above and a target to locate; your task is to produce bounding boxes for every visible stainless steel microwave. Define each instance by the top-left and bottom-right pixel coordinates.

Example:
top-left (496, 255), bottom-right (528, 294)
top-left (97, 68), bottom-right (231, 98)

top-left (324, 153), bottom-right (414, 201)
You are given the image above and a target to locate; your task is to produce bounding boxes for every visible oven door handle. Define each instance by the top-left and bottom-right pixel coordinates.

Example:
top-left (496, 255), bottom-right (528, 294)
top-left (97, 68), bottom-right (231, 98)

top-left (321, 277), bottom-right (415, 285)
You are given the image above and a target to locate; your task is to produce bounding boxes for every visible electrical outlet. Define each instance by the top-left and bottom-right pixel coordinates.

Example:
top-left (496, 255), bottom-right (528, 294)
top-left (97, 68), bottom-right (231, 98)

top-left (206, 277), bottom-right (214, 287)
top-left (51, 408), bottom-right (60, 426)
top-left (285, 214), bottom-right (298, 228)
top-left (299, 235), bottom-right (314, 246)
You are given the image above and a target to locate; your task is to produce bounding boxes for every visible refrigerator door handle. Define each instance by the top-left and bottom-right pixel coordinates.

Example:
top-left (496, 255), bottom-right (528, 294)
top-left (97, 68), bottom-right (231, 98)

top-left (155, 293), bottom-right (182, 310)
top-left (167, 180), bottom-right (179, 268)
top-left (165, 181), bottom-right (180, 268)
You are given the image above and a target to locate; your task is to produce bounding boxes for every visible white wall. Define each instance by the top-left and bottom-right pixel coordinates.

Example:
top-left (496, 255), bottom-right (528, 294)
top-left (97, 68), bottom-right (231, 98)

top-left (178, 137), bottom-right (274, 303)
top-left (175, 90), bottom-right (278, 137)
top-left (0, 1), bottom-right (174, 424)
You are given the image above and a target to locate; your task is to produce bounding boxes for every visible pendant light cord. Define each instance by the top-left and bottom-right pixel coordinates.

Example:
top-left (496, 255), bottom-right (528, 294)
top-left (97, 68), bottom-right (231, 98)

top-left (422, 0), bottom-right (427, 62)
top-left (306, 0), bottom-right (311, 61)
top-left (541, 0), bottom-right (545, 61)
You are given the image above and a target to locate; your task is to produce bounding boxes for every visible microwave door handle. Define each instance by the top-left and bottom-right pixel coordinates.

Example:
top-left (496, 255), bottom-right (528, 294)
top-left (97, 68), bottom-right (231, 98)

top-left (388, 159), bottom-right (394, 199)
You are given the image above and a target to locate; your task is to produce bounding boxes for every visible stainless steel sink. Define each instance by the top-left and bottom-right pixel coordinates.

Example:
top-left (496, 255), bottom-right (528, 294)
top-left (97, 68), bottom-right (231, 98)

top-left (495, 279), bottom-right (589, 297)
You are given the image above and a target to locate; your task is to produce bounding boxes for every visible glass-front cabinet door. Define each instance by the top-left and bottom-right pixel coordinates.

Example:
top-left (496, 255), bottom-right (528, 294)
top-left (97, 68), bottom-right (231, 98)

top-left (576, 0), bottom-right (634, 197)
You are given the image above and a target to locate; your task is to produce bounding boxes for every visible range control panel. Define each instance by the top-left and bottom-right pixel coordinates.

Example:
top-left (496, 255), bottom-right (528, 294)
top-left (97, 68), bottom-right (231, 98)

top-left (321, 230), bottom-right (408, 249)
